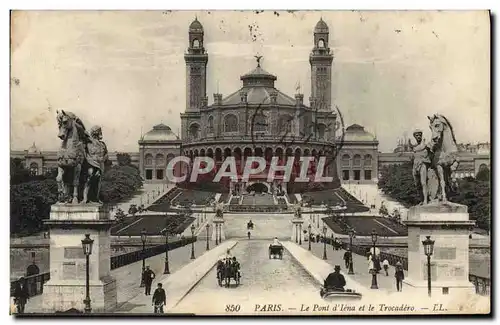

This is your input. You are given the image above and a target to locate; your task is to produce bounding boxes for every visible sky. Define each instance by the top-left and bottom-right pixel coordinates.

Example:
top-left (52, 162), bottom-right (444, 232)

top-left (10, 10), bottom-right (490, 153)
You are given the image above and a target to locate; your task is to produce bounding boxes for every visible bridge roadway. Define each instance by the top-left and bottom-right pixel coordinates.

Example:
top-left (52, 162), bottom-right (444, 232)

top-left (171, 240), bottom-right (321, 314)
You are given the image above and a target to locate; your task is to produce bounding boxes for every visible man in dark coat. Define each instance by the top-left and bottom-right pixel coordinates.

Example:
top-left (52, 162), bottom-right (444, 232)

top-left (395, 262), bottom-right (405, 292)
top-left (143, 266), bottom-right (156, 296)
top-left (323, 265), bottom-right (346, 292)
top-left (152, 283), bottom-right (166, 313)
top-left (13, 278), bottom-right (30, 314)
top-left (343, 249), bottom-right (352, 269)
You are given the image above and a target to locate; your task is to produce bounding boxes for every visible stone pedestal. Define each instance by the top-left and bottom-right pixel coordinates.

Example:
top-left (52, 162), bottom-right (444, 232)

top-left (212, 218), bottom-right (226, 241)
top-left (42, 203), bottom-right (117, 313)
top-left (403, 202), bottom-right (476, 296)
top-left (291, 218), bottom-right (304, 243)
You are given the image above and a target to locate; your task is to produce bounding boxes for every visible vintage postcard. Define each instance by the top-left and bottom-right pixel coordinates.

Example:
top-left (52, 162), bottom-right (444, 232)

top-left (9, 10), bottom-right (490, 316)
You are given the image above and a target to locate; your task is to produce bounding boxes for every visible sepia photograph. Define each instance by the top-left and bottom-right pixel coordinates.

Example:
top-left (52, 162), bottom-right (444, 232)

top-left (8, 9), bottom-right (491, 317)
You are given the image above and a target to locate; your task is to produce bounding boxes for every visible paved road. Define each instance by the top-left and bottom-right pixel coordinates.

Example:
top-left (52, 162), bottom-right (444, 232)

top-left (172, 240), bottom-right (320, 314)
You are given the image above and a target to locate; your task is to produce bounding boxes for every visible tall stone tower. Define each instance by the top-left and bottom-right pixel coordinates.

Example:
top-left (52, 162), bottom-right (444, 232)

top-left (309, 18), bottom-right (334, 111)
top-left (184, 18), bottom-right (208, 112)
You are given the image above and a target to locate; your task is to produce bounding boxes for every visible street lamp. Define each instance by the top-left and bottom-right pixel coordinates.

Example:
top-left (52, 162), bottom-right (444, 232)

top-left (299, 223), bottom-right (302, 245)
top-left (422, 235), bottom-right (435, 297)
top-left (322, 226), bottom-right (327, 260)
top-left (370, 229), bottom-right (378, 289)
top-left (81, 234), bottom-right (94, 313)
top-left (190, 224), bottom-right (196, 259)
top-left (140, 228), bottom-right (147, 287)
top-left (308, 224), bottom-right (312, 251)
top-left (161, 228), bottom-right (170, 274)
top-left (215, 223), bottom-right (219, 245)
top-left (205, 224), bottom-right (210, 251)
top-left (348, 229), bottom-right (355, 275)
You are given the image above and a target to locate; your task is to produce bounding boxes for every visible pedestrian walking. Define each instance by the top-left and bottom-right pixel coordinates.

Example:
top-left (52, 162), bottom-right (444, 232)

top-left (13, 278), bottom-right (29, 314)
top-left (382, 259), bottom-right (390, 276)
top-left (152, 283), bottom-right (166, 314)
top-left (343, 249), bottom-right (352, 269)
top-left (395, 261), bottom-right (405, 292)
top-left (143, 266), bottom-right (156, 296)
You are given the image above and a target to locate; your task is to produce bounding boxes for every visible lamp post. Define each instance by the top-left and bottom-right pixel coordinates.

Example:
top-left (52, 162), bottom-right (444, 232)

top-left (308, 224), bottom-right (312, 251)
top-left (81, 234), bottom-right (94, 313)
top-left (299, 223), bottom-right (302, 245)
top-left (295, 224), bottom-right (298, 243)
top-left (140, 228), bottom-right (147, 287)
top-left (215, 223), bottom-right (219, 245)
top-left (322, 226), bottom-right (327, 260)
top-left (205, 224), bottom-right (210, 251)
top-left (190, 224), bottom-right (196, 259)
top-left (161, 228), bottom-right (170, 274)
top-left (422, 235), bottom-right (435, 297)
top-left (370, 229), bottom-right (378, 289)
top-left (317, 214), bottom-right (320, 228)
top-left (348, 229), bottom-right (355, 275)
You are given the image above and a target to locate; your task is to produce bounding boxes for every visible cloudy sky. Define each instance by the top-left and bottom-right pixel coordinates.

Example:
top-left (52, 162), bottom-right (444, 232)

top-left (10, 10), bottom-right (490, 152)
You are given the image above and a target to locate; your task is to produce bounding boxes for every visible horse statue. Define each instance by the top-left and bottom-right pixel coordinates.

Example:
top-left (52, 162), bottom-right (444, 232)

top-left (56, 110), bottom-right (108, 204)
top-left (427, 114), bottom-right (459, 203)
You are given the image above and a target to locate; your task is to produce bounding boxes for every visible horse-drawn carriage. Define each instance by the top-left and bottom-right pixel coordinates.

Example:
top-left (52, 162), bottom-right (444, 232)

top-left (216, 259), bottom-right (241, 287)
top-left (268, 244), bottom-right (284, 259)
top-left (320, 287), bottom-right (362, 301)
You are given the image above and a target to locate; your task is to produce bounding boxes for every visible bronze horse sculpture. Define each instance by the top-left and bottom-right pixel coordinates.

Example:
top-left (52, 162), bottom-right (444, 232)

top-left (56, 110), bottom-right (108, 204)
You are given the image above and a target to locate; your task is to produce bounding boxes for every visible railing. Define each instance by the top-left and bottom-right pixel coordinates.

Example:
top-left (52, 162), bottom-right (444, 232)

top-left (10, 237), bottom-right (197, 298)
top-left (227, 205), bottom-right (287, 213)
top-left (340, 242), bottom-right (489, 296)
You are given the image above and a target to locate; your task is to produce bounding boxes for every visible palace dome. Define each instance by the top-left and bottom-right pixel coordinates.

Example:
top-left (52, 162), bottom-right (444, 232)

top-left (142, 124), bottom-right (179, 142)
top-left (341, 124), bottom-right (377, 142)
top-left (189, 18), bottom-right (204, 32)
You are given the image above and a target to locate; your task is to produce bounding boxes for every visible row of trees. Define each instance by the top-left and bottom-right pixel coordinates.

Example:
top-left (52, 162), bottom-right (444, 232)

top-left (10, 153), bottom-right (143, 236)
top-left (378, 162), bottom-right (491, 231)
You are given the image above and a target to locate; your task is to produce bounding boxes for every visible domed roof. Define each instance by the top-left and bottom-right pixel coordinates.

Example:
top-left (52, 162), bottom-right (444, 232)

top-left (189, 18), bottom-right (204, 32)
top-left (142, 124), bottom-right (180, 142)
top-left (27, 142), bottom-right (41, 155)
top-left (314, 18), bottom-right (329, 33)
top-left (341, 124), bottom-right (377, 142)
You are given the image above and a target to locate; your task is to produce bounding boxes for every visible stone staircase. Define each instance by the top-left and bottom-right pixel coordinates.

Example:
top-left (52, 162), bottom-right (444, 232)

top-left (223, 213), bottom-right (294, 239)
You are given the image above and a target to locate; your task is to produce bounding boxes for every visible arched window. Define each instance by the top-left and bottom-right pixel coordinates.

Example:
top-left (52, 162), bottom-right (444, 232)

top-left (364, 154), bottom-right (372, 167)
top-left (253, 113), bottom-right (267, 132)
top-left (192, 39), bottom-right (200, 48)
top-left (278, 115), bottom-right (292, 134)
top-left (189, 123), bottom-right (200, 139)
top-left (224, 114), bottom-right (238, 133)
top-left (318, 39), bottom-right (325, 48)
top-left (145, 154), bottom-right (153, 166)
top-left (353, 154), bottom-right (361, 167)
top-left (155, 154), bottom-right (165, 166)
top-left (341, 154), bottom-right (350, 167)
top-left (207, 116), bottom-right (214, 133)
top-left (29, 162), bottom-right (38, 176)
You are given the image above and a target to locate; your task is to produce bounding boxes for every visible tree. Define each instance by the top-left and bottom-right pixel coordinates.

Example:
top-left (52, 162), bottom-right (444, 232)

top-left (116, 152), bottom-right (132, 167)
top-left (378, 162), bottom-right (491, 231)
top-left (476, 166), bottom-right (490, 181)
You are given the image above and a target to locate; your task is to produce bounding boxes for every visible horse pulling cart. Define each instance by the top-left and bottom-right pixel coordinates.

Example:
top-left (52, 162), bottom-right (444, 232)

top-left (268, 244), bottom-right (284, 259)
top-left (216, 260), bottom-right (241, 287)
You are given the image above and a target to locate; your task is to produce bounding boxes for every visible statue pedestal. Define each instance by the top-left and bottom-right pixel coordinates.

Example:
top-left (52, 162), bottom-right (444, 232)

top-left (291, 218), bottom-right (304, 243)
top-left (42, 204), bottom-right (117, 313)
top-left (403, 202), bottom-right (476, 296)
top-left (212, 218), bottom-right (226, 241)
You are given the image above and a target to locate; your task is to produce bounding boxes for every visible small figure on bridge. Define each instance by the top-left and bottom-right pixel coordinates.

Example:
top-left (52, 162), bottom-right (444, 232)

top-left (343, 249), bottom-right (352, 269)
top-left (247, 220), bottom-right (254, 230)
top-left (395, 261), bottom-right (405, 292)
top-left (247, 231), bottom-right (251, 240)
top-left (382, 259), bottom-right (390, 276)
top-left (231, 257), bottom-right (241, 278)
top-left (152, 283), bottom-right (166, 314)
top-left (143, 266), bottom-right (156, 296)
top-left (323, 265), bottom-right (346, 293)
top-left (13, 278), bottom-right (29, 314)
